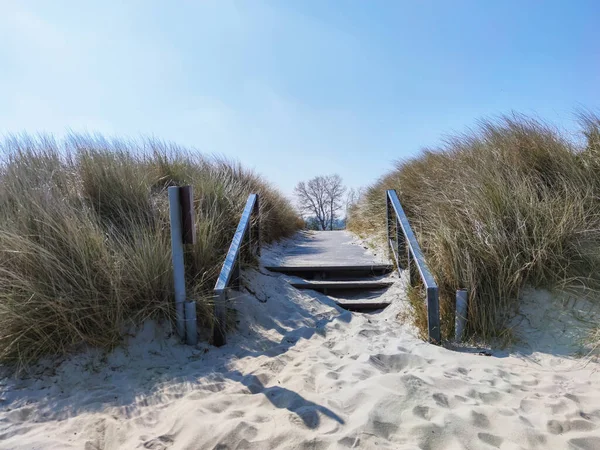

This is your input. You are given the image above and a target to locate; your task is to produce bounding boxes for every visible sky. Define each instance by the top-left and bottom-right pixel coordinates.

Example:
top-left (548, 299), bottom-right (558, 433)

top-left (1, 0), bottom-right (599, 197)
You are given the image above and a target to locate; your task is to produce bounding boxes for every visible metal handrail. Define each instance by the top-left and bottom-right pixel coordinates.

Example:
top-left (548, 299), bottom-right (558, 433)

top-left (213, 194), bottom-right (260, 346)
top-left (386, 189), bottom-right (441, 344)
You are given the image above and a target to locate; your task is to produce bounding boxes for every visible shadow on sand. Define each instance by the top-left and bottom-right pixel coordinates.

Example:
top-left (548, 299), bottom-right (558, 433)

top-left (229, 370), bottom-right (344, 428)
top-left (0, 268), bottom-right (353, 429)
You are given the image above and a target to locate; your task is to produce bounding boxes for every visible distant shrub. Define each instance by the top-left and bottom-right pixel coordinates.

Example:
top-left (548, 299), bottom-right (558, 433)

top-left (0, 134), bottom-right (300, 368)
top-left (349, 114), bottom-right (600, 341)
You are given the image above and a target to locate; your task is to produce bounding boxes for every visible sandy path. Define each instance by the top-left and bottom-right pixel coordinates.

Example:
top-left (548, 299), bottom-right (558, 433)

top-left (1, 233), bottom-right (599, 449)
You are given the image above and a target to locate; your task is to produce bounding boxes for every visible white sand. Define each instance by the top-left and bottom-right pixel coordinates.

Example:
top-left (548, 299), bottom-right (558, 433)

top-left (1, 236), bottom-right (599, 449)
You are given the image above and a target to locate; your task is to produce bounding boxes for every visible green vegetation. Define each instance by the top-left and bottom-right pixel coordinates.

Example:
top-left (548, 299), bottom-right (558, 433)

top-left (0, 134), bottom-right (300, 368)
top-left (349, 113), bottom-right (600, 342)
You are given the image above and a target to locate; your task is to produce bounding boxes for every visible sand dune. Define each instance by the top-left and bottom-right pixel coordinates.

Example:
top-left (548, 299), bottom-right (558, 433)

top-left (1, 238), bottom-right (599, 449)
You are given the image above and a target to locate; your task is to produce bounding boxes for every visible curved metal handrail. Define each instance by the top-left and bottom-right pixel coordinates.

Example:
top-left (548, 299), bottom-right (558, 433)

top-left (386, 189), bottom-right (440, 344)
top-left (213, 194), bottom-right (260, 346)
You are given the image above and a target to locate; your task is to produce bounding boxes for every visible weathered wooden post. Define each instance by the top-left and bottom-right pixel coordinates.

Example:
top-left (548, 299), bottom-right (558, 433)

top-left (168, 185), bottom-right (197, 346)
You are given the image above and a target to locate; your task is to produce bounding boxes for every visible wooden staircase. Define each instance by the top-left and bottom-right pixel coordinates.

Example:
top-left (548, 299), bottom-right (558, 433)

top-left (264, 264), bottom-right (394, 312)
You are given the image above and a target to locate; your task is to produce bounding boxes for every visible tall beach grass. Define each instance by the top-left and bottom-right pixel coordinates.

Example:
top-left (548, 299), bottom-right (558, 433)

top-left (0, 134), bottom-right (300, 368)
top-left (348, 113), bottom-right (600, 342)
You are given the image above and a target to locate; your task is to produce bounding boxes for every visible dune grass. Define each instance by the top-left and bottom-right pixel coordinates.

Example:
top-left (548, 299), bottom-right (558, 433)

top-left (0, 134), bottom-right (300, 368)
top-left (348, 113), bottom-right (600, 342)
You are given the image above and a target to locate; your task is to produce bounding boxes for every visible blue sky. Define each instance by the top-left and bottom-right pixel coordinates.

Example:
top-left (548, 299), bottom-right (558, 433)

top-left (1, 1), bottom-right (598, 196)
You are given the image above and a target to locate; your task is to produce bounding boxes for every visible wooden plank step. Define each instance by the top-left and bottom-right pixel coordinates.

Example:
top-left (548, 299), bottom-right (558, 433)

top-left (264, 265), bottom-right (393, 279)
top-left (335, 301), bottom-right (391, 311)
top-left (290, 281), bottom-right (393, 291)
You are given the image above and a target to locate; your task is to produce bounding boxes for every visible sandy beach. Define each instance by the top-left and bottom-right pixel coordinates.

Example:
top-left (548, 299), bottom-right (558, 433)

top-left (1, 235), bottom-right (599, 449)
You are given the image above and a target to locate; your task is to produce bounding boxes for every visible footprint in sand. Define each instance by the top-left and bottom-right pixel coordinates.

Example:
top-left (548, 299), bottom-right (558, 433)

top-left (228, 421), bottom-right (259, 443)
top-left (358, 329), bottom-right (379, 338)
top-left (454, 394), bottom-right (477, 405)
top-left (477, 432), bottom-right (503, 448)
top-left (568, 437), bottom-right (600, 450)
top-left (432, 393), bottom-right (450, 408)
top-left (412, 405), bottom-right (431, 420)
top-left (471, 411), bottom-right (490, 428)
top-left (467, 388), bottom-right (503, 405)
top-left (519, 397), bottom-right (539, 413)
top-left (548, 418), bottom-right (597, 434)
top-left (546, 399), bottom-right (569, 414)
top-left (519, 415), bottom-right (534, 427)
top-left (367, 353), bottom-right (428, 373)
top-left (521, 378), bottom-right (539, 387)
top-left (142, 434), bottom-right (174, 450)
top-left (547, 419), bottom-right (567, 434)
top-left (564, 393), bottom-right (580, 404)
top-left (401, 374), bottom-right (429, 394)
top-left (226, 410), bottom-right (245, 419)
top-left (568, 419), bottom-right (598, 431)
top-left (526, 431), bottom-right (547, 448)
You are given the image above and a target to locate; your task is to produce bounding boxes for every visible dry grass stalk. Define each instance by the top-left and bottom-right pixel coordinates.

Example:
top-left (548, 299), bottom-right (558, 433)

top-left (349, 113), bottom-right (600, 341)
top-left (0, 134), bottom-right (300, 369)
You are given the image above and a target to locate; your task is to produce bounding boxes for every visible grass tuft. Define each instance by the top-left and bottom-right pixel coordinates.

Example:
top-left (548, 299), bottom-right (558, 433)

top-left (0, 134), bottom-right (300, 369)
top-left (349, 113), bottom-right (600, 342)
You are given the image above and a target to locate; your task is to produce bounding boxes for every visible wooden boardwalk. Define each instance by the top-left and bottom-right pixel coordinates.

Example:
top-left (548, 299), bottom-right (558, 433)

top-left (266, 230), bottom-right (387, 267)
top-left (264, 231), bottom-right (394, 311)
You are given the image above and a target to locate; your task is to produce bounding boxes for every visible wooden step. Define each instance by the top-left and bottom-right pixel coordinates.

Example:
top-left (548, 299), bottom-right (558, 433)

top-left (264, 265), bottom-right (393, 279)
top-left (335, 300), bottom-right (391, 312)
top-left (289, 281), bottom-right (393, 292)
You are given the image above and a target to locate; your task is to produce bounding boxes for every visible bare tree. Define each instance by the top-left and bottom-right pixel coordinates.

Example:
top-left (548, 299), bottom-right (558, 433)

top-left (295, 174), bottom-right (347, 230)
top-left (345, 187), bottom-right (362, 215)
top-left (324, 174), bottom-right (345, 230)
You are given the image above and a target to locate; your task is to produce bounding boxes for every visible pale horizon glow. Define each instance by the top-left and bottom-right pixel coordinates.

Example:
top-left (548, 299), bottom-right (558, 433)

top-left (1, 1), bottom-right (598, 197)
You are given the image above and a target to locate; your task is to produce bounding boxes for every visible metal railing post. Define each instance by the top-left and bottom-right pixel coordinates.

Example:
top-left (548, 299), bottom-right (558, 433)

top-left (185, 300), bottom-right (198, 345)
top-left (426, 287), bottom-right (441, 344)
top-left (455, 289), bottom-right (468, 341)
top-left (386, 189), bottom-right (442, 345)
top-left (213, 194), bottom-right (260, 346)
top-left (168, 187), bottom-right (186, 341)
